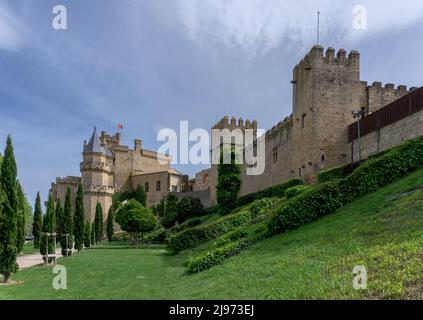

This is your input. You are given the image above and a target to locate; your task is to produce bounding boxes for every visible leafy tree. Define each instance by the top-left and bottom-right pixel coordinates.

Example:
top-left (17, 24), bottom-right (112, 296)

top-left (83, 221), bottom-right (91, 248)
top-left (16, 182), bottom-right (26, 253)
top-left (60, 187), bottom-right (73, 256)
top-left (32, 192), bottom-right (43, 250)
top-left (73, 183), bottom-right (85, 251)
top-left (161, 193), bottom-right (179, 228)
top-left (134, 185), bottom-right (147, 206)
top-left (0, 136), bottom-right (18, 282)
top-left (106, 206), bottom-right (114, 243)
top-left (115, 199), bottom-right (157, 247)
top-left (216, 146), bottom-right (241, 214)
top-left (94, 202), bottom-right (103, 243)
top-left (40, 194), bottom-right (56, 263)
top-left (177, 197), bottom-right (204, 223)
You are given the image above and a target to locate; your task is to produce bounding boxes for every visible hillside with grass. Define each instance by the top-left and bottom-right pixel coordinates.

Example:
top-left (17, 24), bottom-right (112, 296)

top-left (1, 139), bottom-right (422, 299)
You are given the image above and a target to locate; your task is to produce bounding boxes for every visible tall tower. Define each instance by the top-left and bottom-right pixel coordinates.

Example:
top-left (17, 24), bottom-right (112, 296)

top-left (291, 45), bottom-right (361, 183)
top-left (80, 128), bottom-right (114, 222)
top-left (208, 116), bottom-right (257, 206)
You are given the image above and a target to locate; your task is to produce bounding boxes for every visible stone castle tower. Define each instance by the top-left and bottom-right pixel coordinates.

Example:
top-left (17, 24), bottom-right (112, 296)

top-left (291, 46), bottom-right (361, 182)
top-left (81, 128), bottom-right (114, 222)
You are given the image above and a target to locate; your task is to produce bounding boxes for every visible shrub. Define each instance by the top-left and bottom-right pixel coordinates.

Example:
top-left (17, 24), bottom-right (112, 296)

top-left (177, 197), bottom-right (205, 223)
top-left (285, 185), bottom-right (312, 199)
top-left (170, 216), bottom-right (205, 233)
top-left (317, 162), bottom-right (362, 184)
top-left (144, 225), bottom-right (169, 243)
top-left (269, 135), bottom-right (423, 235)
top-left (168, 198), bottom-right (274, 252)
top-left (186, 239), bottom-right (249, 273)
top-left (249, 198), bottom-right (275, 217)
top-left (236, 179), bottom-right (303, 207)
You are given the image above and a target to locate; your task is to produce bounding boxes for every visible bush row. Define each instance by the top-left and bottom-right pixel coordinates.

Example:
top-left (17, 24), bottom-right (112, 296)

top-left (168, 198), bottom-right (275, 252)
top-left (269, 135), bottom-right (423, 235)
top-left (235, 179), bottom-right (303, 207)
top-left (317, 162), bottom-right (362, 184)
top-left (285, 185), bottom-right (312, 199)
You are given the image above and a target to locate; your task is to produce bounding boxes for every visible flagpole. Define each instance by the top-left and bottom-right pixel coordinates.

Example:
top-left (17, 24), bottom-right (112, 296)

top-left (317, 11), bottom-right (320, 45)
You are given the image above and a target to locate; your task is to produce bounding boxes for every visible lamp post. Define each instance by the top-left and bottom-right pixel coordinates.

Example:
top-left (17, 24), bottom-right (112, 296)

top-left (351, 108), bottom-right (368, 162)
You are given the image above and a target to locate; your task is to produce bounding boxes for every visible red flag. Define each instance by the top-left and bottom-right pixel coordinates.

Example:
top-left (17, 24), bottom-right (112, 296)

top-left (118, 123), bottom-right (123, 130)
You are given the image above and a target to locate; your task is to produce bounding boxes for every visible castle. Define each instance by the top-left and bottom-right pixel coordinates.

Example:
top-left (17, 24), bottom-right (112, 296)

top-left (51, 129), bottom-right (183, 222)
top-left (51, 45), bottom-right (423, 221)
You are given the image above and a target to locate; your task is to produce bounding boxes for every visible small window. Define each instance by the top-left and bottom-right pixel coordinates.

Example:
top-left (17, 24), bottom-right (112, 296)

top-left (156, 180), bottom-right (161, 192)
top-left (301, 113), bottom-right (306, 129)
top-left (299, 168), bottom-right (302, 177)
top-left (145, 182), bottom-right (149, 193)
top-left (172, 185), bottom-right (178, 192)
top-left (321, 154), bottom-right (325, 163)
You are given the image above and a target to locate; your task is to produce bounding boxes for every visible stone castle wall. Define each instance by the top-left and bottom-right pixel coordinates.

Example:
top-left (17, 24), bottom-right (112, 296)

top-left (203, 46), bottom-right (422, 206)
top-left (348, 107), bottom-right (423, 161)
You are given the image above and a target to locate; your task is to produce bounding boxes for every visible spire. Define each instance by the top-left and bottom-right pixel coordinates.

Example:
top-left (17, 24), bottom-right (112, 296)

top-left (86, 127), bottom-right (105, 154)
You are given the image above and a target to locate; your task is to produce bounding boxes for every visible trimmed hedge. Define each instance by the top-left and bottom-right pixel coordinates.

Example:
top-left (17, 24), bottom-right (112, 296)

top-left (285, 185), bottom-right (312, 199)
top-left (317, 162), bottom-right (362, 184)
top-left (269, 135), bottom-right (423, 235)
top-left (168, 198), bottom-right (274, 252)
top-left (236, 179), bottom-right (303, 207)
top-left (186, 239), bottom-right (249, 273)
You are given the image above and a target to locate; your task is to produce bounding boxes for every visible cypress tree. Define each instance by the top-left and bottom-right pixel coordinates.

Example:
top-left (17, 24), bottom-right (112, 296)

top-left (55, 199), bottom-right (63, 235)
top-left (40, 194), bottom-right (56, 262)
top-left (0, 136), bottom-right (18, 212)
top-left (134, 184), bottom-right (147, 206)
top-left (0, 136), bottom-right (18, 283)
top-left (60, 187), bottom-right (73, 256)
top-left (32, 192), bottom-right (43, 250)
top-left (83, 221), bottom-right (91, 248)
top-left (106, 206), bottom-right (114, 242)
top-left (94, 202), bottom-right (103, 243)
top-left (73, 183), bottom-right (85, 251)
top-left (16, 182), bottom-right (26, 253)
top-left (90, 221), bottom-right (96, 245)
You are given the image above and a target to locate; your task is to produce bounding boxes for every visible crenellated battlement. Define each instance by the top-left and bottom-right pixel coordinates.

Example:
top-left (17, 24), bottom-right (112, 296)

top-left (363, 81), bottom-right (417, 93)
top-left (212, 116), bottom-right (258, 131)
top-left (266, 115), bottom-right (293, 137)
top-left (294, 45), bottom-right (360, 72)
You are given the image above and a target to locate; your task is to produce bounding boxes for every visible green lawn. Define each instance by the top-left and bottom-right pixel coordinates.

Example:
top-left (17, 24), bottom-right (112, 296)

top-left (1, 169), bottom-right (422, 299)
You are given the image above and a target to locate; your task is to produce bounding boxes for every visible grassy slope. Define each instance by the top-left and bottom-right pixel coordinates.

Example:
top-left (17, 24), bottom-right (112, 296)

top-left (1, 169), bottom-right (422, 300)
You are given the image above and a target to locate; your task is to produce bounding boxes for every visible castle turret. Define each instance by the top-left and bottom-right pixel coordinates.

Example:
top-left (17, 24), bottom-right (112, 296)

top-left (292, 45), bottom-right (361, 182)
top-left (80, 128), bottom-right (114, 222)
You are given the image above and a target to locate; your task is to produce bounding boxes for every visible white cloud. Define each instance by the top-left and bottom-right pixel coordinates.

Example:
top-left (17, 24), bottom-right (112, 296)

top-left (173, 0), bottom-right (423, 56)
top-left (0, 3), bottom-right (27, 51)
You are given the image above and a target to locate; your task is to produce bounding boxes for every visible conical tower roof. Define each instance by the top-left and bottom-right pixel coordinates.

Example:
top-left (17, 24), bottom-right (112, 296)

top-left (86, 127), bottom-right (105, 154)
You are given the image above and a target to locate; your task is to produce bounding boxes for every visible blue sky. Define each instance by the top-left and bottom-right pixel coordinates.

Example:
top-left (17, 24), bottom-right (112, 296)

top-left (0, 0), bottom-right (423, 206)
